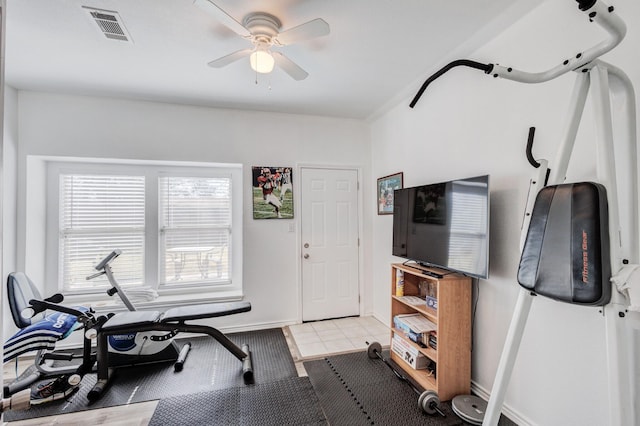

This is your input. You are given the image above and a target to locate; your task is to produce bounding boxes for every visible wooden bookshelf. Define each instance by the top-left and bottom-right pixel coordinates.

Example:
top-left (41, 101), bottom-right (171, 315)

top-left (389, 263), bottom-right (472, 401)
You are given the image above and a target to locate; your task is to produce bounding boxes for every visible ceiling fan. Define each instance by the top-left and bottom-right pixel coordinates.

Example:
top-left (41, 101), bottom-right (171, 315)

top-left (194, 0), bottom-right (330, 81)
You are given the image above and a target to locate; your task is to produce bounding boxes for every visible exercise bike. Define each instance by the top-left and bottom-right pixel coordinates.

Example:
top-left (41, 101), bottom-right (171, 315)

top-left (85, 249), bottom-right (254, 401)
top-left (3, 253), bottom-right (189, 405)
top-left (85, 250), bottom-right (191, 371)
top-left (3, 250), bottom-right (254, 405)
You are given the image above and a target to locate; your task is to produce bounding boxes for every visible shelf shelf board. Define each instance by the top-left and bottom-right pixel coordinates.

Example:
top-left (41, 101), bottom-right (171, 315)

top-left (391, 295), bottom-right (438, 323)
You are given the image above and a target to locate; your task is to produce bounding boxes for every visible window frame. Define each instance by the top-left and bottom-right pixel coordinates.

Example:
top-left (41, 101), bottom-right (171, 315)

top-left (43, 158), bottom-right (244, 305)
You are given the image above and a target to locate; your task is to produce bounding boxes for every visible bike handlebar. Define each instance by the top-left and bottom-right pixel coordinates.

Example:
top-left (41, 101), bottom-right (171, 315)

top-left (94, 249), bottom-right (122, 271)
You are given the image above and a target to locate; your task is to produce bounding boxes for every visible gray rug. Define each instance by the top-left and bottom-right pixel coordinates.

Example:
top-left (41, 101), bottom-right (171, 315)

top-left (149, 376), bottom-right (327, 426)
top-left (3, 328), bottom-right (296, 422)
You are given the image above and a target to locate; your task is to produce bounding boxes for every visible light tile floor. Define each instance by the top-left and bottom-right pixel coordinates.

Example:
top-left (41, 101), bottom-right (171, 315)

top-left (286, 315), bottom-right (390, 361)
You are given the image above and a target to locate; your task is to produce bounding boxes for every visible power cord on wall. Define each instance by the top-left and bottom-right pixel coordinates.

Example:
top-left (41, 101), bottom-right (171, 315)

top-left (471, 278), bottom-right (479, 353)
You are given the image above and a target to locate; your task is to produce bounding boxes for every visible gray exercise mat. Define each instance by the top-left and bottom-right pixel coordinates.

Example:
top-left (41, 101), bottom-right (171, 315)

top-left (149, 376), bottom-right (328, 426)
top-left (3, 328), bottom-right (296, 422)
top-left (304, 351), bottom-right (517, 426)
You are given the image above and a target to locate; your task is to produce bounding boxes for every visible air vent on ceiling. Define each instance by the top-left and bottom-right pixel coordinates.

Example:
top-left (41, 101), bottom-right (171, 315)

top-left (82, 6), bottom-right (133, 43)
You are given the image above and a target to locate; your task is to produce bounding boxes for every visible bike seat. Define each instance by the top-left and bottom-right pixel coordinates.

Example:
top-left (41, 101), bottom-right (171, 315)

top-left (101, 310), bottom-right (162, 332)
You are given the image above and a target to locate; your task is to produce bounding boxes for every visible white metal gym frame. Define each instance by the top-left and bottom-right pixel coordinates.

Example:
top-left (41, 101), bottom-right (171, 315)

top-left (411, 1), bottom-right (638, 425)
top-left (484, 3), bottom-right (637, 425)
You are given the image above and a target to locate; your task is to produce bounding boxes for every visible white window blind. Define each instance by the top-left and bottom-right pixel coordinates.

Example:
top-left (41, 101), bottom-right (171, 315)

top-left (159, 176), bottom-right (232, 286)
top-left (60, 174), bottom-right (145, 292)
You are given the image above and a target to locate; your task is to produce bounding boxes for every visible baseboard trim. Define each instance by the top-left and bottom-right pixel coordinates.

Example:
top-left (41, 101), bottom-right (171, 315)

top-left (470, 381), bottom-right (534, 426)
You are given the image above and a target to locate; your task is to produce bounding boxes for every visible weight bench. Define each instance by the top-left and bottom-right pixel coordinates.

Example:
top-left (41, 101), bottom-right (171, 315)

top-left (89, 301), bottom-right (254, 401)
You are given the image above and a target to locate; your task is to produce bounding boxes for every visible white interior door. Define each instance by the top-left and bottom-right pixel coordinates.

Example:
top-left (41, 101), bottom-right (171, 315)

top-left (300, 167), bottom-right (360, 321)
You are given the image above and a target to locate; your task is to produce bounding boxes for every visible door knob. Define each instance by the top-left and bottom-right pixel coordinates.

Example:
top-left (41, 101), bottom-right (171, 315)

top-left (304, 254), bottom-right (310, 259)
top-left (304, 243), bottom-right (309, 248)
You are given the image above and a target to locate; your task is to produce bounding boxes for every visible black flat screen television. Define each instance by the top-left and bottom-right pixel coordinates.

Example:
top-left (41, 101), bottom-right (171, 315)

top-left (392, 175), bottom-right (490, 279)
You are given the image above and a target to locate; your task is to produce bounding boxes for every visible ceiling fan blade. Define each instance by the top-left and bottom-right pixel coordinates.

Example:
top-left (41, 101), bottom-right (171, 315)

top-left (207, 48), bottom-right (253, 68)
top-left (194, 0), bottom-right (251, 37)
top-left (275, 18), bottom-right (330, 45)
top-left (272, 52), bottom-right (309, 81)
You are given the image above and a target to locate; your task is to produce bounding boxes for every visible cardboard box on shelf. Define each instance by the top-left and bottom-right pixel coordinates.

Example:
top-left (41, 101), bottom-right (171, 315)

top-left (391, 334), bottom-right (429, 370)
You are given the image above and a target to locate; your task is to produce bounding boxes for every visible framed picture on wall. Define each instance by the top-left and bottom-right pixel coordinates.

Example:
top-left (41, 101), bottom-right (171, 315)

top-left (252, 166), bottom-right (294, 219)
top-left (377, 172), bottom-right (403, 215)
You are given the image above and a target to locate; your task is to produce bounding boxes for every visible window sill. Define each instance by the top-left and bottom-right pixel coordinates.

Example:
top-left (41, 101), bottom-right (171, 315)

top-left (65, 290), bottom-right (245, 314)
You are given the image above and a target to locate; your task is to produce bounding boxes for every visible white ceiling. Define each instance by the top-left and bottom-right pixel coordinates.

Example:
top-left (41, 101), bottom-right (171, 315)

top-left (5, 0), bottom-right (543, 119)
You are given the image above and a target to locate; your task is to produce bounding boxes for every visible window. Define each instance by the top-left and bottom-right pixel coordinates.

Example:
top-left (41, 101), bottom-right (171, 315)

top-left (159, 176), bottom-right (231, 286)
top-left (60, 174), bottom-right (145, 292)
top-left (46, 159), bottom-right (243, 302)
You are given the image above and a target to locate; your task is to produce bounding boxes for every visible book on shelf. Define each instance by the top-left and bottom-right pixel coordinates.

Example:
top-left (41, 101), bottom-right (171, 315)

top-left (394, 314), bottom-right (436, 334)
top-left (428, 332), bottom-right (437, 350)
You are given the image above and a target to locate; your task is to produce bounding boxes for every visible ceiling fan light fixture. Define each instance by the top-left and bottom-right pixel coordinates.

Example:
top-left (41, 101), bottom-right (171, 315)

top-left (197, 2), bottom-right (330, 80)
top-left (250, 50), bottom-right (275, 74)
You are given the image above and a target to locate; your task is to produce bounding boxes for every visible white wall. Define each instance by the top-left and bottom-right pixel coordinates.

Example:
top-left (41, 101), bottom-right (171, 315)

top-left (10, 91), bottom-right (371, 334)
top-left (370, 0), bottom-right (640, 424)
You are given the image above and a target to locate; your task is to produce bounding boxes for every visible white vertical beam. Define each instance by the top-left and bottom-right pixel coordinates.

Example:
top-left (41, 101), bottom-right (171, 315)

top-left (547, 72), bottom-right (590, 186)
top-left (590, 63), bottom-right (633, 426)
top-left (482, 288), bottom-right (533, 425)
top-left (483, 160), bottom-right (549, 426)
